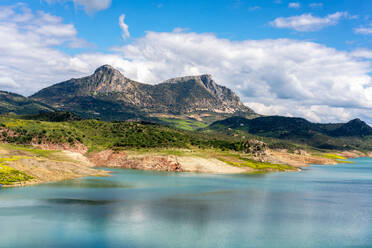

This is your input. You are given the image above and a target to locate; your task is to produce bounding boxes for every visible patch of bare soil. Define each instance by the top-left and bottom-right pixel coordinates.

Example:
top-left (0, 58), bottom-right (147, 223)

top-left (89, 150), bottom-right (183, 172)
top-left (31, 141), bottom-right (88, 154)
top-left (267, 150), bottom-right (337, 167)
top-left (1, 146), bottom-right (107, 187)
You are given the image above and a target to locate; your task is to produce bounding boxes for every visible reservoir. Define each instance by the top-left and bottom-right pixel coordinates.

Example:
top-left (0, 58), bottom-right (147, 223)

top-left (1, 158), bottom-right (372, 248)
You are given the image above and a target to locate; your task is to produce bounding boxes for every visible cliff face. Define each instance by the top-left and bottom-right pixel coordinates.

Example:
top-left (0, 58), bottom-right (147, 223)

top-left (30, 65), bottom-right (255, 120)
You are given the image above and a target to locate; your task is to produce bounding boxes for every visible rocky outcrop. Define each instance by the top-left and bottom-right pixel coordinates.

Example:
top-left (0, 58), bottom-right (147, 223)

top-left (242, 139), bottom-right (268, 160)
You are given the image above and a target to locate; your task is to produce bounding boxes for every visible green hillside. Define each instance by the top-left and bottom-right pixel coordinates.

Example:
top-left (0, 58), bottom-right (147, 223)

top-left (0, 116), bottom-right (251, 153)
top-left (0, 91), bottom-right (54, 115)
top-left (208, 116), bottom-right (372, 150)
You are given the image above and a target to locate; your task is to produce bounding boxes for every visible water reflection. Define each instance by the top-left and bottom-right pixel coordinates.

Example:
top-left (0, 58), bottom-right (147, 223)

top-left (1, 159), bottom-right (372, 248)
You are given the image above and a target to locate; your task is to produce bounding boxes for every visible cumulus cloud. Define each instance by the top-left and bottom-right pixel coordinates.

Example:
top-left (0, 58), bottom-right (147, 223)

top-left (288, 2), bottom-right (300, 9)
top-left (110, 31), bottom-right (372, 122)
top-left (270, 12), bottom-right (349, 31)
top-left (113, 31), bottom-right (372, 107)
top-left (45, 0), bottom-right (111, 14)
top-left (0, 4), bottom-right (91, 93)
top-left (1, 5), bottom-right (372, 123)
top-left (119, 14), bottom-right (130, 40)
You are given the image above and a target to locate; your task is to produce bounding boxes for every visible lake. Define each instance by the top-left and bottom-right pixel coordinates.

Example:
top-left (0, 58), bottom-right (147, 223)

top-left (1, 158), bottom-right (372, 248)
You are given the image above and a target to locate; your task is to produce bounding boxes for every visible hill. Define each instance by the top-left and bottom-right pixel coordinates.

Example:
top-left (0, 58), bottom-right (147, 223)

top-left (30, 65), bottom-right (255, 121)
top-left (208, 116), bottom-right (372, 150)
top-left (0, 91), bottom-right (54, 115)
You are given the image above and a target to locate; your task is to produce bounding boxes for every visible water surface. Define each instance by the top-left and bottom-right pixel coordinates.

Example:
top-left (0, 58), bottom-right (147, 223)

top-left (1, 158), bottom-right (372, 248)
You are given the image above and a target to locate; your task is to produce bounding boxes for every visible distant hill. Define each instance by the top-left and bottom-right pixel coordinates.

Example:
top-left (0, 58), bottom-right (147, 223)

top-left (21, 111), bottom-right (82, 122)
top-left (0, 91), bottom-right (54, 115)
top-left (327, 118), bottom-right (372, 137)
top-left (30, 65), bottom-right (255, 121)
top-left (208, 116), bottom-right (372, 149)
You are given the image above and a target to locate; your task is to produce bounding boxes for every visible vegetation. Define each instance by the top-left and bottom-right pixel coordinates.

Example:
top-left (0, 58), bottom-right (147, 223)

top-left (0, 143), bottom-right (56, 158)
top-left (21, 111), bottom-right (82, 122)
top-left (0, 116), bottom-right (256, 153)
top-left (208, 116), bottom-right (372, 151)
top-left (316, 153), bottom-right (354, 164)
top-left (0, 156), bottom-right (33, 185)
top-left (156, 117), bottom-right (208, 131)
top-left (0, 90), bottom-right (54, 115)
top-left (0, 114), bottom-right (361, 177)
top-left (321, 153), bottom-right (347, 160)
top-left (212, 151), bottom-right (296, 172)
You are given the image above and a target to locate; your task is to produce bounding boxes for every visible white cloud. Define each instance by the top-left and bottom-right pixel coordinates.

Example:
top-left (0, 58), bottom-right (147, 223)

top-left (111, 31), bottom-right (372, 122)
top-left (173, 27), bottom-right (189, 33)
top-left (309, 3), bottom-right (323, 8)
top-left (119, 14), bottom-right (130, 40)
top-left (351, 49), bottom-right (372, 59)
top-left (0, 4), bottom-right (90, 93)
top-left (354, 27), bottom-right (372, 34)
top-left (249, 6), bottom-right (261, 11)
top-left (288, 2), bottom-right (300, 9)
top-left (270, 12), bottom-right (349, 31)
top-left (45, 0), bottom-right (111, 14)
top-left (0, 77), bottom-right (19, 88)
top-left (1, 5), bottom-right (372, 123)
top-left (354, 23), bottom-right (372, 35)
top-left (246, 102), bottom-right (353, 123)
top-left (74, 0), bottom-right (111, 13)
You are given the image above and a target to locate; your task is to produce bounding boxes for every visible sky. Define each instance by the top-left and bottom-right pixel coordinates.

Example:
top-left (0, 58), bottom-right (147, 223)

top-left (0, 0), bottom-right (372, 123)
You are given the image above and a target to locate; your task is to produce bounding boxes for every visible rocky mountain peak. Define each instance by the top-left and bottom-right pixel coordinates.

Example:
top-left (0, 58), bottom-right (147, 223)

top-left (89, 65), bottom-right (137, 94)
top-left (94, 65), bottom-right (120, 75)
top-left (30, 65), bottom-right (256, 120)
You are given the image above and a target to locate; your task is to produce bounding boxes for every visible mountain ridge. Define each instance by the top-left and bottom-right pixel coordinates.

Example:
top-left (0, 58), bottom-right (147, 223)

top-left (208, 115), bottom-right (372, 150)
top-left (30, 65), bottom-right (255, 120)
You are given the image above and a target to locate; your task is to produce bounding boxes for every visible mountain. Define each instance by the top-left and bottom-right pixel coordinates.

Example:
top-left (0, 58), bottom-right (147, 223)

top-left (0, 90), bottom-right (54, 115)
top-left (208, 116), bottom-right (372, 149)
top-left (30, 65), bottom-right (255, 121)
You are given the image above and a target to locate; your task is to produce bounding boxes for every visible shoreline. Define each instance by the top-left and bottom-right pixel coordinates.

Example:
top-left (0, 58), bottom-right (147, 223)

top-left (0, 143), bottom-right (366, 188)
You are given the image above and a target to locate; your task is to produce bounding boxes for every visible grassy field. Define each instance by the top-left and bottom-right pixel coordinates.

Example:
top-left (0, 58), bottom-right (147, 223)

top-left (321, 153), bottom-right (347, 160)
top-left (0, 116), bottom-right (248, 153)
top-left (156, 117), bottom-right (208, 131)
top-left (313, 153), bottom-right (354, 164)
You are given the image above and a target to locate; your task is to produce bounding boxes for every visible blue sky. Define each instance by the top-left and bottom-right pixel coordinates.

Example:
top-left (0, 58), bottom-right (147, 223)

top-left (0, 0), bottom-right (372, 123)
top-left (5, 0), bottom-right (371, 53)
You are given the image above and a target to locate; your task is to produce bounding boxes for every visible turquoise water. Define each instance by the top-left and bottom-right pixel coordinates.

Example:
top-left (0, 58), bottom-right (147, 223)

top-left (1, 158), bottom-right (372, 248)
